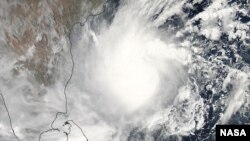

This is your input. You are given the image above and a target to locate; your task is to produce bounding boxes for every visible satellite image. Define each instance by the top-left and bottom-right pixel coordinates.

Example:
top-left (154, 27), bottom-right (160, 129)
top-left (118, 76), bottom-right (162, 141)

top-left (0, 0), bottom-right (249, 141)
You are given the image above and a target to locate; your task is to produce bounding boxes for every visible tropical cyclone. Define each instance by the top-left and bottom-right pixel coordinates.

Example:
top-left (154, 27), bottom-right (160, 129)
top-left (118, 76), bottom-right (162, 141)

top-left (0, 0), bottom-right (250, 141)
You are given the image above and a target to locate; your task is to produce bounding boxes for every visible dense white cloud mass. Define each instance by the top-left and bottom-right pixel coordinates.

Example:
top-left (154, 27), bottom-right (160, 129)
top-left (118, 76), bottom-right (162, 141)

top-left (0, 0), bottom-right (249, 141)
top-left (77, 3), bottom-right (190, 112)
top-left (68, 0), bottom-right (197, 140)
